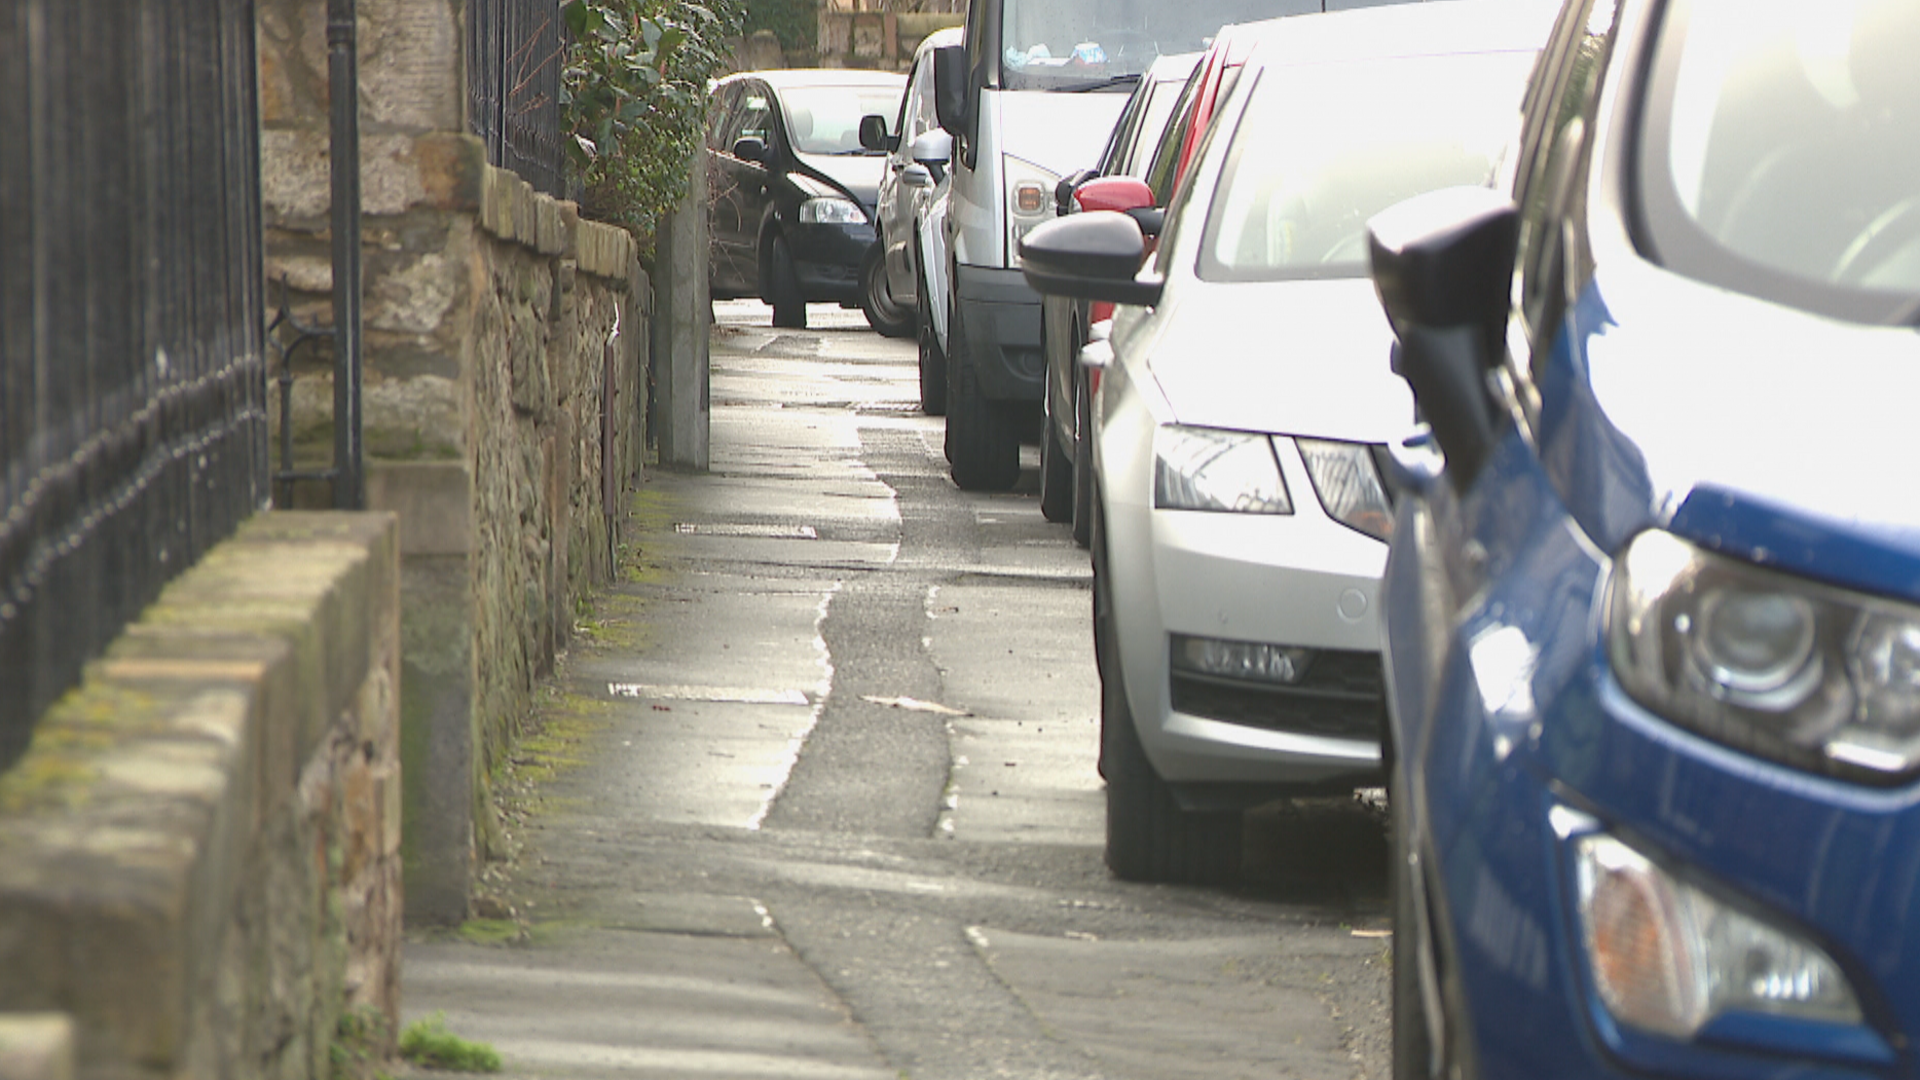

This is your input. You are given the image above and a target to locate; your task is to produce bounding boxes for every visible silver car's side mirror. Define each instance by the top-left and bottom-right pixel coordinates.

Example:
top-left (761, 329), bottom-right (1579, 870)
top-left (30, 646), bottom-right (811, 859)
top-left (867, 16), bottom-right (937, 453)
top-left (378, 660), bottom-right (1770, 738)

top-left (910, 129), bottom-right (952, 168)
top-left (902, 163), bottom-right (934, 190)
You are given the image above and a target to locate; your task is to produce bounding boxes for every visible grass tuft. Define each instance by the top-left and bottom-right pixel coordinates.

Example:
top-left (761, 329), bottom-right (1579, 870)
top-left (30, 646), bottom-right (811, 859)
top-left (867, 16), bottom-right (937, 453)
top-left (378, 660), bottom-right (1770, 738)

top-left (398, 1013), bottom-right (502, 1073)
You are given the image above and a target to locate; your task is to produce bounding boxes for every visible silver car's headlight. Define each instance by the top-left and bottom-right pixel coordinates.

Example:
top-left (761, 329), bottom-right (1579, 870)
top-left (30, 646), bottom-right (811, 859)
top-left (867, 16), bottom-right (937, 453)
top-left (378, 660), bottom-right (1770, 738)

top-left (1153, 425), bottom-right (1291, 514)
top-left (1609, 529), bottom-right (1920, 782)
top-left (1573, 831), bottom-right (1862, 1038)
top-left (1296, 438), bottom-right (1393, 541)
top-left (800, 196), bottom-right (865, 225)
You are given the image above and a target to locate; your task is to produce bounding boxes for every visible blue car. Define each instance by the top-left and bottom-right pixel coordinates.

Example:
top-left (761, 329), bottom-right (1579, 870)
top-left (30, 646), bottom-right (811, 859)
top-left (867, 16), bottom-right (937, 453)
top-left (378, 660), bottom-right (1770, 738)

top-left (1367, 0), bottom-right (1920, 1077)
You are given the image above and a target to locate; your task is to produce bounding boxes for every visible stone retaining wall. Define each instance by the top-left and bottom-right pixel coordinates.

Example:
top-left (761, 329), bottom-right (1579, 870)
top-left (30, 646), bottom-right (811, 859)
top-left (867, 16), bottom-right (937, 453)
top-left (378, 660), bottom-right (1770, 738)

top-left (817, 10), bottom-right (964, 70)
top-left (0, 513), bottom-right (402, 1080)
top-left (259, 0), bottom-right (652, 923)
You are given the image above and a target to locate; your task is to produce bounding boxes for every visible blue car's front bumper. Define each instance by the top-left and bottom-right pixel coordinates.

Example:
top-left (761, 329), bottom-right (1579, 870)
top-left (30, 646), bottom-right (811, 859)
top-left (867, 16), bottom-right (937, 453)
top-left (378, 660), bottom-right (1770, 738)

top-left (1408, 465), bottom-right (1920, 1080)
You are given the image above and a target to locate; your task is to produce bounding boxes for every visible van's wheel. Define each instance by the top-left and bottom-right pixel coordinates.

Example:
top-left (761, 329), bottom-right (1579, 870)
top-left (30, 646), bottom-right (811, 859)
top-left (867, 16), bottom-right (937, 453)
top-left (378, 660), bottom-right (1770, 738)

top-left (1095, 507), bottom-right (1242, 885)
top-left (860, 247), bottom-right (915, 338)
top-left (917, 266), bottom-right (947, 416)
top-left (945, 306), bottom-right (1020, 491)
top-left (768, 234), bottom-right (807, 329)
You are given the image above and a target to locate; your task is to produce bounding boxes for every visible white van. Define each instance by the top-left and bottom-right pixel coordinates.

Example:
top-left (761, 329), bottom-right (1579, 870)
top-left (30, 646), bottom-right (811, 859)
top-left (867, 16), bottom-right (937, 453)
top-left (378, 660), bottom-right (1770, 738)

top-left (930, 0), bottom-right (1445, 490)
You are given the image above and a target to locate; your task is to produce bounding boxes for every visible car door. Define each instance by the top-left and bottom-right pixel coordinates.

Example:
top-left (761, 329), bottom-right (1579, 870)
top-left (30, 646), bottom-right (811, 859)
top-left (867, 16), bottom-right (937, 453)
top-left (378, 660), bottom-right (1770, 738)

top-left (706, 82), bottom-right (751, 294)
top-left (881, 53), bottom-right (938, 299)
top-left (714, 82), bottom-right (777, 293)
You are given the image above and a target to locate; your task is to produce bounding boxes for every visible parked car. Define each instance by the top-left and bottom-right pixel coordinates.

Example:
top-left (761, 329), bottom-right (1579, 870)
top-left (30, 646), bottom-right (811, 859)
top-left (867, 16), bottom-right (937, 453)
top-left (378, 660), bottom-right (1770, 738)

top-left (1039, 50), bottom-right (1201, 544)
top-left (1367, 0), bottom-right (1920, 1076)
top-left (1018, 0), bottom-right (1553, 884)
top-left (861, 25), bottom-right (965, 347)
top-left (706, 69), bottom-right (907, 330)
top-left (927, 0), bottom-right (1336, 492)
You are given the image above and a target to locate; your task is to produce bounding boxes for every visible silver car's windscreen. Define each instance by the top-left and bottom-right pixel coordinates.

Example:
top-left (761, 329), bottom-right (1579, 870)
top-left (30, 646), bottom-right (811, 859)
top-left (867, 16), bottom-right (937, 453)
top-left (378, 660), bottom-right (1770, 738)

top-left (1196, 51), bottom-right (1533, 282)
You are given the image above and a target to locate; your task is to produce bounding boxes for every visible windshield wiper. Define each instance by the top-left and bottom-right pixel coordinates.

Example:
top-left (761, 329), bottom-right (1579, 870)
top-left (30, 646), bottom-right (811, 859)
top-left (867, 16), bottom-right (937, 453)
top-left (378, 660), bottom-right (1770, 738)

top-left (1057, 73), bottom-right (1142, 93)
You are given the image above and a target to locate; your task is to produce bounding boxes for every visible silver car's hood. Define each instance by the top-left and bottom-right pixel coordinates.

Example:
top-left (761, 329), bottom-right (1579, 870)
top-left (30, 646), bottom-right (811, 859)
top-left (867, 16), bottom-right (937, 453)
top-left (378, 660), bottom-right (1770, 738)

top-left (1143, 277), bottom-right (1415, 443)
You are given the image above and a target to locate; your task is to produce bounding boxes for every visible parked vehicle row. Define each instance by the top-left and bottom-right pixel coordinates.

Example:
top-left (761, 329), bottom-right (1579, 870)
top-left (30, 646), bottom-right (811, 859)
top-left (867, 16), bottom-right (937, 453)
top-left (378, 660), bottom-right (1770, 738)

top-left (1016, 0), bottom-right (1920, 1075)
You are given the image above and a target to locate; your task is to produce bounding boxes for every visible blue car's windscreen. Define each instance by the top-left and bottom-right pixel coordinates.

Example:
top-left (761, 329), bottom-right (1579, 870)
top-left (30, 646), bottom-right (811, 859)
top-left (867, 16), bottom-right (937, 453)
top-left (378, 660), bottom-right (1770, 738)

top-left (1639, 0), bottom-right (1920, 323)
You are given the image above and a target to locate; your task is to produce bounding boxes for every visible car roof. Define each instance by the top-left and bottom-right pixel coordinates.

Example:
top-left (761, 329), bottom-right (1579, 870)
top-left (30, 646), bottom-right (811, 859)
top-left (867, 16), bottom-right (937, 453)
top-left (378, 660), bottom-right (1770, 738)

top-left (1241, 0), bottom-right (1558, 68)
top-left (913, 25), bottom-right (964, 61)
top-left (720, 68), bottom-right (907, 91)
top-left (1145, 50), bottom-right (1203, 84)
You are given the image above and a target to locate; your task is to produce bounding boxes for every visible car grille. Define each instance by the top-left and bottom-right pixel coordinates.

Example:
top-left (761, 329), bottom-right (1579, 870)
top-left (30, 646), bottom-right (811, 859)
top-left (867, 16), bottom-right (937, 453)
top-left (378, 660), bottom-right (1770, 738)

top-left (1168, 649), bottom-right (1385, 741)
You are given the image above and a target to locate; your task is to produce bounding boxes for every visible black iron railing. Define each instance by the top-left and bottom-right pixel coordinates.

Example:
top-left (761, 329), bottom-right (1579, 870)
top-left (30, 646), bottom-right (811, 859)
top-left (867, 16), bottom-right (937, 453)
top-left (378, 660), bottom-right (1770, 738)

top-left (469, 0), bottom-right (566, 197)
top-left (0, 0), bottom-right (270, 771)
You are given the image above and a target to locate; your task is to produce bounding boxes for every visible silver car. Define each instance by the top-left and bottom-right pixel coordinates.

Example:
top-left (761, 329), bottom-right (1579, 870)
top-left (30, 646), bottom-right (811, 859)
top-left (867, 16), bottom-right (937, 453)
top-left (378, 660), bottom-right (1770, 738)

top-left (1019, 0), bottom-right (1554, 884)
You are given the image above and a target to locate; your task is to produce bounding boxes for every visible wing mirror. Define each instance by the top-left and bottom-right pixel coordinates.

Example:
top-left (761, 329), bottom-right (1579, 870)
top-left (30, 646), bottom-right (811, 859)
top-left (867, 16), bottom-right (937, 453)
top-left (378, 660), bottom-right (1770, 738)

top-left (1366, 186), bottom-right (1518, 489)
top-left (859, 114), bottom-right (897, 153)
top-left (902, 163), bottom-right (935, 189)
top-left (731, 136), bottom-right (769, 163)
top-left (1017, 212), bottom-right (1165, 308)
top-left (909, 129), bottom-right (952, 183)
top-left (1072, 175), bottom-right (1162, 238)
top-left (932, 45), bottom-right (970, 137)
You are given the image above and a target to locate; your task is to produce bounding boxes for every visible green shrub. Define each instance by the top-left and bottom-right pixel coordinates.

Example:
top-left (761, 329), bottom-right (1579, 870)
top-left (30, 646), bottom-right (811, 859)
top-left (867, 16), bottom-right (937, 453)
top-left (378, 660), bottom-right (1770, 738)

top-left (561, 0), bottom-right (745, 259)
top-left (397, 1014), bottom-right (503, 1073)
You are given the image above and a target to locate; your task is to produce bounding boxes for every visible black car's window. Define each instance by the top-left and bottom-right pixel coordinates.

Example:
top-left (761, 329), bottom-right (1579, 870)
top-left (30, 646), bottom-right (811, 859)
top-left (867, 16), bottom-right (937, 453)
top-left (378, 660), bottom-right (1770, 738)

top-left (1197, 52), bottom-right (1535, 282)
top-left (708, 83), bottom-right (741, 151)
top-left (735, 88), bottom-right (775, 148)
top-left (1638, 0), bottom-right (1920, 323)
top-left (781, 84), bottom-right (905, 155)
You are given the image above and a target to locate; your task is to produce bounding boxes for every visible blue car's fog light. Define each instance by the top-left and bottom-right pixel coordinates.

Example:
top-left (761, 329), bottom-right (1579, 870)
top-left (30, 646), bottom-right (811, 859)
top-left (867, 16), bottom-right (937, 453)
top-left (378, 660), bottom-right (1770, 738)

top-left (1572, 832), bottom-right (1861, 1039)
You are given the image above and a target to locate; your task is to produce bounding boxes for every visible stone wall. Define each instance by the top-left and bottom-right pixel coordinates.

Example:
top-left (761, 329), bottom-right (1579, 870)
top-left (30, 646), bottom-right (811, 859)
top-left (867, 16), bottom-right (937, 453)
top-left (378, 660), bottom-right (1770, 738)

top-left (817, 10), bottom-right (964, 71)
top-left (258, 0), bottom-right (651, 923)
top-left (0, 513), bottom-right (402, 1080)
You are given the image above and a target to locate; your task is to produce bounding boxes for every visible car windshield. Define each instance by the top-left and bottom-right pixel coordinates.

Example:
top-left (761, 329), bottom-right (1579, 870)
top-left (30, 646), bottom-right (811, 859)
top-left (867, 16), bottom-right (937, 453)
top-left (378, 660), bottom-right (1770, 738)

top-left (1640, 0), bottom-right (1920, 322)
top-left (1000, 0), bottom-right (1322, 91)
top-left (781, 85), bottom-right (905, 155)
top-left (1198, 51), bottom-right (1532, 282)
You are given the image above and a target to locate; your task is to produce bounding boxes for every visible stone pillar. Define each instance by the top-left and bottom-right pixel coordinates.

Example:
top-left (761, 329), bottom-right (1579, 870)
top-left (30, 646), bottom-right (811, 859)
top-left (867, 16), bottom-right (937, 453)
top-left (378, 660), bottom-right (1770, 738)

top-left (653, 149), bottom-right (711, 470)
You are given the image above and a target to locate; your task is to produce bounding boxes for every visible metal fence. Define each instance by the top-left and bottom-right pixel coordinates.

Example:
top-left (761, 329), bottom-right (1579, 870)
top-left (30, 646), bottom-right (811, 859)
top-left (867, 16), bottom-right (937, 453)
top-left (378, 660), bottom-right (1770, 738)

top-left (469, 0), bottom-right (566, 197)
top-left (0, 0), bottom-right (270, 772)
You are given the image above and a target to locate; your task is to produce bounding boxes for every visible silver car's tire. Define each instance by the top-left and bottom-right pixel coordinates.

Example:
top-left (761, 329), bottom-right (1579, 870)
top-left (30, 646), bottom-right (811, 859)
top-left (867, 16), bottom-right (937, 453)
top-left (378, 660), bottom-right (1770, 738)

top-left (1094, 505), bottom-right (1242, 884)
top-left (860, 247), bottom-right (915, 338)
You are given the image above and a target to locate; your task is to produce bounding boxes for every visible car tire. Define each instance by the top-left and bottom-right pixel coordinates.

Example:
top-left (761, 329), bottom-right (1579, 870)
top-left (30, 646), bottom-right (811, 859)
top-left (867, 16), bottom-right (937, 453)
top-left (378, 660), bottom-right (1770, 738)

top-left (1039, 384), bottom-right (1073, 523)
top-left (1392, 786), bottom-right (1438, 1080)
top-left (945, 305), bottom-right (1020, 491)
top-left (768, 234), bottom-right (807, 329)
top-left (1070, 365), bottom-right (1093, 548)
top-left (1095, 505), bottom-right (1242, 885)
top-left (917, 266), bottom-right (947, 416)
top-left (860, 247), bottom-right (915, 338)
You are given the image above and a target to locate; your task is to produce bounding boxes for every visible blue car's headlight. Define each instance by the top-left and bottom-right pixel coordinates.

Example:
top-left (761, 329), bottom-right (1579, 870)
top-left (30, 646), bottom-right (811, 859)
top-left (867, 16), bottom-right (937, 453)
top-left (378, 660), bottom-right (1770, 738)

top-left (1608, 530), bottom-right (1920, 782)
top-left (1153, 425), bottom-right (1291, 514)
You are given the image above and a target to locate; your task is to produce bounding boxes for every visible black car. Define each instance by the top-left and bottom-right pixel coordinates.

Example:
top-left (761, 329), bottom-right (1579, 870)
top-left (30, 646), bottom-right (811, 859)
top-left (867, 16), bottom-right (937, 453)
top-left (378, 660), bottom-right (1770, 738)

top-left (706, 69), bottom-right (907, 330)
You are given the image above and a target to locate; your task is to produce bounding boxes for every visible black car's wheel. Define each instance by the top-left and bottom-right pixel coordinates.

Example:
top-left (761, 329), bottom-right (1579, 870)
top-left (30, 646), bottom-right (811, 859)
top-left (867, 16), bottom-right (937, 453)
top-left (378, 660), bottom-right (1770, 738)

top-left (945, 305), bottom-right (1020, 491)
top-left (1070, 366), bottom-right (1093, 548)
top-left (1039, 382), bottom-right (1073, 523)
top-left (917, 266), bottom-right (947, 416)
top-left (768, 234), bottom-right (807, 329)
top-left (1392, 787), bottom-right (1438, 1080)
top-left (860, 247), bottom-right (915, 338)
top-left (1095, 507), bottom-right (1242, 885)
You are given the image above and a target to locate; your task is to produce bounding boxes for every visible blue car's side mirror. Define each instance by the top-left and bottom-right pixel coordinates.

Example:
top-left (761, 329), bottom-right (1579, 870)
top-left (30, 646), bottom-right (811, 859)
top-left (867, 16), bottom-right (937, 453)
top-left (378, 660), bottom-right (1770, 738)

top-left (1368, 186), bottom-right (1518, 490)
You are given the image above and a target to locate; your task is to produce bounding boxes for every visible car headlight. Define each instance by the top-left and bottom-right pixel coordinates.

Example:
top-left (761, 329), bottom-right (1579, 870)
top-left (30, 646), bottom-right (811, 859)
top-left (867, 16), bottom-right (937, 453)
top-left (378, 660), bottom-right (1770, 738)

top-left (1004, 155), bottom-right (1060, 266)
top-left (1153, 425), bottom-right (1291, 514)
top-left (1573, 831), bottom-right (1862, 1039)
top-left (1296, 438), bottom-right (1393, 541)
top-left (800, 196), bottom-right (865, 225)
top-left (1609, 529), bottom-right (1920, 782)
